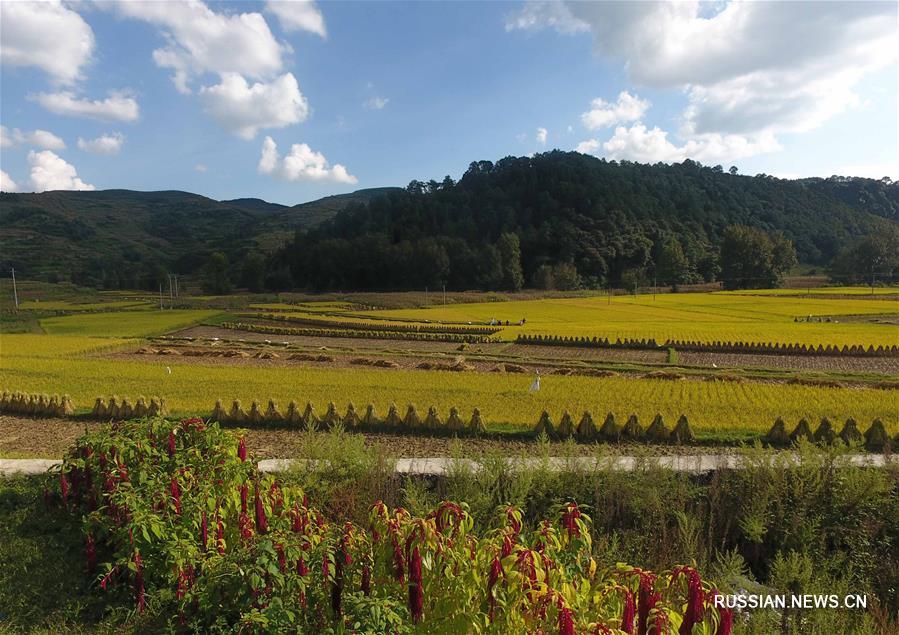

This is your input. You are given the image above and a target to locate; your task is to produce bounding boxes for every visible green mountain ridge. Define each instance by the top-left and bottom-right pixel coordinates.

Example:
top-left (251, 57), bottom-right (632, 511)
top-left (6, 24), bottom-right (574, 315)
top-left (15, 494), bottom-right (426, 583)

top-left (0, 187), bottom-right (398, 287)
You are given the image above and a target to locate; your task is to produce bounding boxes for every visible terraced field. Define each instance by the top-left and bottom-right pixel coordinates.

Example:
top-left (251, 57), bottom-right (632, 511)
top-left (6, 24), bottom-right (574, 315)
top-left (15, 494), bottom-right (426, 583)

top-left (1, 290), bottom-right (896, 445)
top-left (359, 293), bottom-right (899, 347)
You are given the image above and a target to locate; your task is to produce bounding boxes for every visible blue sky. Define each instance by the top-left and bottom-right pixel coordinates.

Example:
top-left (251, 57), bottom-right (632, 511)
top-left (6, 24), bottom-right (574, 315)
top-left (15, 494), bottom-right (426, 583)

top-left (1, 1), bottom-right (897, 205)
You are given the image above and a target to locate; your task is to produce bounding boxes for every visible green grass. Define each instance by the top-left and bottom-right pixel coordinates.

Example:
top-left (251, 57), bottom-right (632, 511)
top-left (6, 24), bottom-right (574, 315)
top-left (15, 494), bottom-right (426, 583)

top-left (361, 292), bottom-right (899, 347)
top-left (18, 299), bottom-right (152, 311)
top-left (39, 310), bottom-right (221, 338)
top-left (0, 476), bottom-right (111, 632)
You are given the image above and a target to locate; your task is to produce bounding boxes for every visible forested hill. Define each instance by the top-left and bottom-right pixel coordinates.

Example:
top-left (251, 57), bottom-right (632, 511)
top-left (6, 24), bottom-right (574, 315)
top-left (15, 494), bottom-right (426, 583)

top-left (0, 187), bottom-right (397, 286)
top-left (279, 152), bottom-right (898, 290)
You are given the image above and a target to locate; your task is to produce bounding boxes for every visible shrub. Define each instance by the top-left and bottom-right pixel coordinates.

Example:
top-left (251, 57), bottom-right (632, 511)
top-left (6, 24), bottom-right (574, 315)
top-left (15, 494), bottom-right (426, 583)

top-left (53, 419), bottom-right (731, 632)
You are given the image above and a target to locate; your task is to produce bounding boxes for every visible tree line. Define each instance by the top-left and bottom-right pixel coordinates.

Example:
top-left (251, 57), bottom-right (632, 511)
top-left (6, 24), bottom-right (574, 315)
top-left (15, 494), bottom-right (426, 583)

top-left (211, 152), bottom-right (895, 293)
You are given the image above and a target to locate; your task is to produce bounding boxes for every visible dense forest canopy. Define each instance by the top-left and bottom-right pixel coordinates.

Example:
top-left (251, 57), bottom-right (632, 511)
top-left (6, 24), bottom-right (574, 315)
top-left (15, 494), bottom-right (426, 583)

top-left (276, 152), bottom-right (898, 291)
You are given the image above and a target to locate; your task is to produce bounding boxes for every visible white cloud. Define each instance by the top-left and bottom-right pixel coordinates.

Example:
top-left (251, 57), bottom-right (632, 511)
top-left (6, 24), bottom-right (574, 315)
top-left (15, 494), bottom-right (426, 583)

top-left (0, 0), bottom-right (94, 84)
top-left (575, 139), bottom-right (600, 154)
top-left (258, 136), bottom-right (357, 184)
top-left (34, 91), bottom-right (140, 123)
top-left (536, 127), bottom-right (548, 145)
top-left (596, 123), bottom-right (781, 164)
top-left (27, 150), bottom-right (95, 192)
top-left (77, 133), bottom-right (125, 155)
top-left (513, 2), bottom-right (897, 142)
top-left (199, 72), bottom-right (309, 140)
top-left (1, 170), bottom-right (19, 192)
top-left (364, 96), bottom-right (389, 110)
top-left (0, 126), bottom-right (66, 150)
top-left (195, 163), bottom-right (208, 173)
top-left (581, 91), bottom-right (649, 130)
top-left (110, 0), bottom-right (288, 93)
top-left (505, 1), bottom-right (588, 34)
top-left (266, 1), bottom-right (327, 38)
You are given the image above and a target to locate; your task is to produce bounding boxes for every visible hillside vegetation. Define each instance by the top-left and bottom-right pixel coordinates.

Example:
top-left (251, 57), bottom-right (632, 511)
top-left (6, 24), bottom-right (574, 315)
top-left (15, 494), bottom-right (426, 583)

top-left (281, 152), bottom-right (898, 290)
top-left (0, 187), bottom-right (397, 287)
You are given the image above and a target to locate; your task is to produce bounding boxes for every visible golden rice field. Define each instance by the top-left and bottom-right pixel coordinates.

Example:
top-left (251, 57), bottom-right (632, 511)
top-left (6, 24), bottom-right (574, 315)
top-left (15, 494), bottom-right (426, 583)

top-left (1, 337), bottom-right (895, 438)
top-left (17, 299), bottom-right (153, 311)
top-left (1, 300), bottom-right (897, 441)
top-left (359, 293), bottom-right (899, 347)
top-left (724, 286), bottom-right (899, 296)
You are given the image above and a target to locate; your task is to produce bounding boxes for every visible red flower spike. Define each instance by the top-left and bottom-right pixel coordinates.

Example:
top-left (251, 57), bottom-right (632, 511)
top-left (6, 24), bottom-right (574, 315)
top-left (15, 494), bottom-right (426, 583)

top-left (170, 477), bottom-right (181, 515)
top-left (717, 605), bottom-right (734, 635)
top-left (254, 484), bottom-right (268, 534)
top-left (487, 555), bottom-right (502, 620)
top-left (621, 588), bottom-right (636, 634)
top-left (237, 437), bottom-right (247, 462)
top-left (167, 429), bottom-right (176, 458)
top-left (558, 605), bottom-right (575, 635)
top-left (408, 545), bottom-right (423, 623)
top-left (361, 564), bottom-right (371, 596)
top-left (240, 484), bottom-right (248, 514)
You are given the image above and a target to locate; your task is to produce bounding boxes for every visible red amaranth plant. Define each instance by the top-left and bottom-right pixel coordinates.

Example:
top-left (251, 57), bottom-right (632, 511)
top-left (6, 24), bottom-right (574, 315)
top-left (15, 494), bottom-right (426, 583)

top-left (170, 476), bottom-right (181, 515)
top-left (85, 532), bottom-right (97, 574)
top-left (237, 436), bottom-right (247, 462)
top-left (167, 429), bottom-right (176, 458)
top-left (134, 551), bottom-right (146, 613)
top-left (254, 483), bottom-right (268, 534)
top-left (621, 588), bottom-right (636, 634)
top-left (558, 601), bottom-right (575, 635)
top-left (408, 544), bottom-right (423, 623)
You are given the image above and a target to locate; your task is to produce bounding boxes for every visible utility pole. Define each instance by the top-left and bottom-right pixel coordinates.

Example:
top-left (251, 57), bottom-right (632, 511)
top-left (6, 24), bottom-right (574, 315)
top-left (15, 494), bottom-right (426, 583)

top-left (11, 267), bottom-right (19, 312)
top-left (442, 284), bottom-right (446, 306)
top-left (425, 286), bottom-right (428, 304)
top-left (159, 283), bottom-right (163, 309)
top-left (608, 284), bottom-right (611, 305)
top-left (168, 274), bottom-right (174, 308)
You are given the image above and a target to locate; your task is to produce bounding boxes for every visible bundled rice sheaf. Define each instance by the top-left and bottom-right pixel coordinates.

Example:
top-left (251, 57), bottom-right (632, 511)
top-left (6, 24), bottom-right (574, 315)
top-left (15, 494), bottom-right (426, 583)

top-left (247, 401), bottom-right (265, 425)
top-left (765, 417), bottom-right (790, 446)
top-left (643, 370), bottom-right (685, 381)
top-left (789, 418), bottom-right (813, 444)
top-left (599, 412), bottom-right (620, 442)
top-left (120, 398), bottom-right (134, 420)
top-left (229, 400), bottom-right (248, 425)
top-left (556, 411), bottom-right (575, 438)
top-left (576, 369), bottom-right (619, 378)
top-left (576, 411), bottom-right (597, 440)
top-left (533, 411), bottom-right (555, 438)
top-left (350, 357), bottom-right (374, 366)
top-left (645, 414), bottom-right (670, 442)
top-left (92, 397), bottom-right (108, 419)
top-left (285, 401), bottom-right (302, 426)
top-left (813, 417), bottom-right (836, 445)
top-left (362, 404), bottom-right (380, 428)
top-left (446, 407), bottom-right (464, 432)
top-left (424, 406), bottom-right (442, 429)
top-left (343, 403), bottom-right (361, 429)
top-left (134, 397), bottom-right (149, 418)
top-left (403, 404), bottom-right (423, 428)
top-left (322, 402), bottom-right (341, 429)
top-left (385, 404), bottom-right (403, 427)
top-left (107, 396), bottom-right (120, 420)
top-left (468, 408), bottom-right (486, 434)
top-left (670, 415), bottom-right (695, 444)
top-left (839, 418), bottom-right (863, 447)
top-left (622, 414), bottom-right (644, 440)
top-left (372, 359), bottom-right (400, 369)
top-left (301, 403), bottom-right (319, 430)
top-left (504, 363), bottom-right (528, 373)
top-left (265, 399), bottom-right (284, 424)
top-left (210, 400), bottom-right (228, 423)
top-left (58, 395), bottom-right (75, 417)
top-left (864, 419), bottom-right (889, 451)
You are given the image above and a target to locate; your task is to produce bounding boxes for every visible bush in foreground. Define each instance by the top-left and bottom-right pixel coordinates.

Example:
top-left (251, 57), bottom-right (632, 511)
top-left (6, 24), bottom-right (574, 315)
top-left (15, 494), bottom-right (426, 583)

top-left (57, 418), bottom-right (732, 633)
